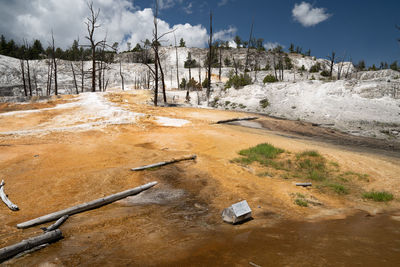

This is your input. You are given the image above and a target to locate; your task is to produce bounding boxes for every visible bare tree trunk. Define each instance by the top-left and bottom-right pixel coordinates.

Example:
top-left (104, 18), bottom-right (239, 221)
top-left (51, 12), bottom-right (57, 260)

top-left (157, 56), bottom-right (167, 103)
top-left (198, 56), bottom-right (202, 86)
top-left (51, 32), bottom-right (58, 96)
top-left (328, 51), bottom-right (336, 78)
top-left (245, 20), bottom-right (254, 72)
top-left (174, 34), bottom-right (180, 89)
top-left (20, 60), bottom-right (27, 96)
top-left (119, 60), bottom-right (124, 90)
top-left (219, 47), bottom-right (222, 81)
top-left (26, 59), bottom-right (32, 96)
top-left (48, 61), bottom-right (53, 96)
top-left (153, 4), bottom-right (159, 106)
top-left (81, 58), bottom-right (84, 92)
top-left (233, 56), bottom-right (238, 76)
top-left (33, 69), bottom-right (39, 96)
top-left (71, 63), bottom-right (79, 94)
top-left (206, 11), bottom-right (213, 100)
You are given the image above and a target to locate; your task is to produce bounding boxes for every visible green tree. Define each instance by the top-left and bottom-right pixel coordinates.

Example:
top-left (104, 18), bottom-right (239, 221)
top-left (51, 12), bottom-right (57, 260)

top-left (30, 39), bottom-right (44, 59)
top-left (224, 57), bottom-right (232, 67)
top-left (0, 35), bottom-right (7, 55)
top-left (179, 38), bottom-right (186, 47)
top-left (132, 43), bottom-right (142, 52)
top-left (390, 61), bottom-right (398, 71)
top-left (356, 60), bottom-right (366, 71)
top-left (234, 35), bottom-right (242, 48)
top-left (184, 52), bottom-right (197, 68)
top-left (289, 43), bottom-right (294, 53)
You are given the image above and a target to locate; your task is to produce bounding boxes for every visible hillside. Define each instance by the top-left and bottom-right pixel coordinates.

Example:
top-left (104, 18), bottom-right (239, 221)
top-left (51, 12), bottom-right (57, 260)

top-left (1, 47), bottom-right (400, 142)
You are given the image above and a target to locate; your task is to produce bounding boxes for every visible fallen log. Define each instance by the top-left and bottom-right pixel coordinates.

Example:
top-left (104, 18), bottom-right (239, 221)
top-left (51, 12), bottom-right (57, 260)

top-left (0, 180), bottom-right (19, 211)
top-left (0, 229), bottom-right (62, 263)
top-left (296, 183), bottom-right (312, 187)
top-left (40, 215), bottom-right (69, 232)
top-left (131, 155), bottom-right (197, 171)
top-left (17, 181), bottom-right (157, 229)
top-left (214, 117), bottom-right (258, 124)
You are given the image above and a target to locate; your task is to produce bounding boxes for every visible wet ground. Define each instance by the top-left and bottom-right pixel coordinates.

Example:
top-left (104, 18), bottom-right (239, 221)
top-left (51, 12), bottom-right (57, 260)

top-left (1, 91), bottom-right (400, 266)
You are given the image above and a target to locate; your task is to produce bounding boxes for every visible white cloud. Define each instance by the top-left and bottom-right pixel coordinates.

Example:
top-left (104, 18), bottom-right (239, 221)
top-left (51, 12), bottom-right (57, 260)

top-left (218, 0), bottom-right (230, 7)
top-left (263, 42), bottom-right (284, 50)
top-left (292, 2), bottom-right (331, 27)
top-left (214, 26), bottom-right (237, 41)
top-left (158, 0), bottom-right (183, 10)
top-left (0, 0), bottom-right (227, 51)
top-left (183, 2), bottom-right (193, 14)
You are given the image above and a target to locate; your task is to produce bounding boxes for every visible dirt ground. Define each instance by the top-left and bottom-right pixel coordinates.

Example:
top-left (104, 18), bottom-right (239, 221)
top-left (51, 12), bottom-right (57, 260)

top-left (1, 90), bottom-right (400, 266)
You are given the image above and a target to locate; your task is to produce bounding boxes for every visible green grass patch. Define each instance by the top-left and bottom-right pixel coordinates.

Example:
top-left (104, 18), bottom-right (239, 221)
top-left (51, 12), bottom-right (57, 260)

top-left (235, 143), bottom-right (284, 167)
top-left (294, 198), bottom-right (308, 207)
top-left (298, 150), bottom-right (321, 157)
top-left (362, 191), bottom-right (394, 202)
top-left (327, 183), bottom-right (349, 195)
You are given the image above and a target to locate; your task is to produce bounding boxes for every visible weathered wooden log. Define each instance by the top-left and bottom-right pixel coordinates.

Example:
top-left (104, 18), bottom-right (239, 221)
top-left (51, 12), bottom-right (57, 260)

top-left (16, 181), bottom-right (157, 229)
top-left (0, 229), bottom-right (62, 263)
top-left (0, 180), bottom-right (19, 211)
top-left (40, 215), bottom-right (69, 232)
top-left (296, 183), bottom-right (312, 187)
top-left (215, 117), bottom-right (258, 124)
top-left (131, 155), bottom-right (197, 171)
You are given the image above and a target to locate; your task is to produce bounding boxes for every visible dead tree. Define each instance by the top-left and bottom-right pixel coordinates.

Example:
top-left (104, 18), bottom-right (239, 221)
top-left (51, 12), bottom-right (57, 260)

top-left (157, 55), bottom-right (167, 102)
top-left (50, 32), bottom-right (58, 95)
top-left (23, 40), bottom-right (32, 96)
top-left (233, 56), bottom-right (239, 76)
top-left (26, 57), bottom-right (32, 96)
top-left (174, 33), bottom-right (180, 89)
top-left (85, 1), bottom-right (104, 92)
top-left (245, 20), bottom-right (254, 72)
top-left (206, 11), bottom-right (213, 100)
top-left (336, 52), bottom-right (346, 80)
top-left (80, 50), bottom-right (85, 92)
top-left (198, 56), bottom-right (202, 86)
top-left (219, 46), bottom-right (222, 81)
top-left (46, 58), bottom-right (53, 96)
top-left (19, 59), bottom-right (27, 96)
top-left (119, 60), bottom-right (124, 90)
top-left (145, 0), bottom-right (174, 105)
top-left (327, 51), bottom-right (336, 78)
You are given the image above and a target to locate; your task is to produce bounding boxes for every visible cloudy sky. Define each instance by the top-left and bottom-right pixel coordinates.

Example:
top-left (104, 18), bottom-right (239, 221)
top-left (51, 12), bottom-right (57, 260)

top-left (0, 0), bottom-right (399, 65)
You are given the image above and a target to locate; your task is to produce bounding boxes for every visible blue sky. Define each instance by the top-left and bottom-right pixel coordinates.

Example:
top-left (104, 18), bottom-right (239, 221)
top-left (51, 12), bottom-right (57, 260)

top-left (0, 0), bottom-right (399, 66)
top-left (135, 0), bottom-right (400, 66)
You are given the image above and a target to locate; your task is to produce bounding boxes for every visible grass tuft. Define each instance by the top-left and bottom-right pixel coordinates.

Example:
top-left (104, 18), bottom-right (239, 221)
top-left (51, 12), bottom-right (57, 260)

top-left (328, 183), bottom-right (349, 195)
top-left (294, 198), bottom-right (308, 207)
top-left (362, 191), bottom-right (394, 202)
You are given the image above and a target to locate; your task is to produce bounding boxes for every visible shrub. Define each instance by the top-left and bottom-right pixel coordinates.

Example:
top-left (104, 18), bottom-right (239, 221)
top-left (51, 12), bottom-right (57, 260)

top-left (225, 73), bottom-right (252, 89)
top-left (295, 198), bottom-right (308, 207)
top-left (259, 98), bottom-right (269, 108)
top-left (202, 77), bottom-right (209, 88)
top-left (187, 78), bottom-right (202, 90)
top-left (210, 96), bottom-right (219, 107)
top-left (320, 70), bottom-right (330, 77)
top-left (309, 62), bottom-right (321, 73)
top-left (262, 64), bottom-right (271, 71)
top-left (328, 183), bottom-right (349, 195)
top-left (263, 74), bottom-right (278, 84)
top-left (179, 78), bottom-right (187, 89)
top-left (362, 191), bottom-right (394, 202)
top-left (224, 57), bottom-right (232, 67)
